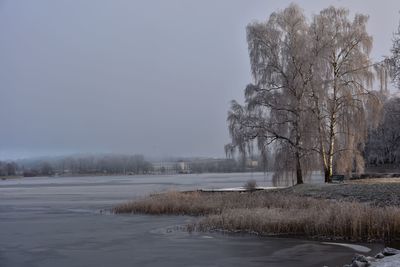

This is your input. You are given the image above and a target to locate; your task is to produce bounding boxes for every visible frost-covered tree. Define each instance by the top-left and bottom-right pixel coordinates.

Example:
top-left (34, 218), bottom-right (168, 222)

top-left (226, 4), bottom-right (315, 184)
top-left (390, 19), bottom-right (400, 89)
top-left (227, 5), bottom-right (385, 184)
top-left (365, 97), bottom-right (400, 166)
top-left (366, 17), bottom-right (400, 168)
top-left (309, 7), bottom-right (382, 181)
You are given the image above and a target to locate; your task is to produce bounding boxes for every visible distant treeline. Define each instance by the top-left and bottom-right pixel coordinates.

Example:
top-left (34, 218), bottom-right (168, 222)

top-left (30, 154), bottom-right (153, 176)
top-left (1, 154), bottom-right (153, 177)
top-left (0, 161), bottom-right (18, 176)
top-left (0, 154), bottom-right (259, 177)
top-left (188, 158), bottom-right (264, 173)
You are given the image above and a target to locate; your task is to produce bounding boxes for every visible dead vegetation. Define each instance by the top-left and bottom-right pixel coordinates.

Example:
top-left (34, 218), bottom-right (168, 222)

top-left (243, 179), bottom-right (258, 191)
top-left (113, 190), bottom-right (400, 242)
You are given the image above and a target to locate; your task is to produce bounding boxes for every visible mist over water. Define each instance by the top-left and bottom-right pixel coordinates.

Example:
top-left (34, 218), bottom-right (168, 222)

top-left (1, 2), bottom-right (399, 266)
top-left (1, 0), bottom-right (399, 159)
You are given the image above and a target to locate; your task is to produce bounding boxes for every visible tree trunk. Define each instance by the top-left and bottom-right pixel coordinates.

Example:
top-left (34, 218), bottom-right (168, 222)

top-left (324, 167), bottom-right (331, 183)
top-left (327, 149), bottom-right (334, 183)
top-left (326, 58), bottom-right (338, 183)
top-left (320, 141), bottom-right (330, 183)
top-left (326, 112), bottom-right (336, 183)
top-left (318, 122), bottom-right (332, 183)
top-left (295, 151), bottom-right (303, 184)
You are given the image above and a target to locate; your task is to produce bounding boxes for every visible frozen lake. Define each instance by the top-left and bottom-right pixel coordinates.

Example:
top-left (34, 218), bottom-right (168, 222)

top-left (0, 173), bottom-right (382, 266)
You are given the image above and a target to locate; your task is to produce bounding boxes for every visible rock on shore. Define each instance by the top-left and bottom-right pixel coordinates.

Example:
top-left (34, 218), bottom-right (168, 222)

top-left (343, 248), bottom-right (400, 267)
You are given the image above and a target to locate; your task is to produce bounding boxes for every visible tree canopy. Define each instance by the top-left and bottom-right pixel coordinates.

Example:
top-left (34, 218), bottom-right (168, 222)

top-left (227, 4), bottom-right (386, 184)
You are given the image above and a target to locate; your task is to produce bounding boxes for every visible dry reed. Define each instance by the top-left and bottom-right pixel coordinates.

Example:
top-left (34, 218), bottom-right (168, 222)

top-left (113, 190), bottom-right (400, 242)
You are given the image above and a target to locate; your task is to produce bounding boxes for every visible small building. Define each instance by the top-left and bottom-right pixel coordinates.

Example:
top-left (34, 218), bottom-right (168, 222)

top-left (246, 159), bottom-right (259, 168)
top-left (152, 161), bottom-right (191, 174)
top-left (152, 162), bottom-right (178, 174)
top-left (177, 161), bottom-right (190, 173)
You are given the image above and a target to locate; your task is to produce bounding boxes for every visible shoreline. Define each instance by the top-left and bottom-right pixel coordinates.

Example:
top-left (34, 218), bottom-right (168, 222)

top-left (113, 180), bottom-right (400, 243)
top-left (113, 179), bottom-right (400, 266)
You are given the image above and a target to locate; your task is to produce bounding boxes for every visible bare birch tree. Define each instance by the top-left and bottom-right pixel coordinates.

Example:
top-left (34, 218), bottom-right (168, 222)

top-left (309, 7), bottom-right (382, 181)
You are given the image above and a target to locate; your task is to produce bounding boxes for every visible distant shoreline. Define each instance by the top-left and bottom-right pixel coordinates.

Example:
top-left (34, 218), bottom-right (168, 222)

top-left (1, 171), bottom-right (266, 180)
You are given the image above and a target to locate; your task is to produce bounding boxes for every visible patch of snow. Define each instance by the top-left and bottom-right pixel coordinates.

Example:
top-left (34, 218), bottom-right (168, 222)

top-left (371, 253), bottom-right (400, 267)
top-left (201, 186), bottom-right (286, 192)
top-left (322, 242), bottom-right (371, 253)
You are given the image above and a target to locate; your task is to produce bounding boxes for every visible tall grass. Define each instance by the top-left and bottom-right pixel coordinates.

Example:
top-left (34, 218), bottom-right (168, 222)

top-left (113, 190), bottom-right (400, 242)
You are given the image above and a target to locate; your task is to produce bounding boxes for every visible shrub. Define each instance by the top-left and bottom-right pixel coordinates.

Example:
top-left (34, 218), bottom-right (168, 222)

top-left (244, 179), bottom-right (258, 191)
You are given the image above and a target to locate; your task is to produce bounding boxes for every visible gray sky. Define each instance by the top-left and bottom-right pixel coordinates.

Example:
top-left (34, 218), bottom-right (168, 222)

top-left (1, 0), bottom-right (399, 160)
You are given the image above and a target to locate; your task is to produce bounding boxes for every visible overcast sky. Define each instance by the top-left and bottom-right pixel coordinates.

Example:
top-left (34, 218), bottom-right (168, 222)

top-left (1, 0), bottom-right (399, 160)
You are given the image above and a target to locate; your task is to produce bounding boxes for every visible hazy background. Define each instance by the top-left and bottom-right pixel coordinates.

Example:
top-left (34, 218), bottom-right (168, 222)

top-left (1, 0), bottom-right (399, 160)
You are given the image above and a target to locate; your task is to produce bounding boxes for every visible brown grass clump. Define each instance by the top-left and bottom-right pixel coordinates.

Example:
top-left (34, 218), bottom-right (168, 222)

top-left (113, 191), bottom-right (224, 215)
top-left (113, 190), bottom-right (400, 242)
top-left (113, 190), bottom-right (320, 215)
top-left (199, 204), bottom-right (400, 242)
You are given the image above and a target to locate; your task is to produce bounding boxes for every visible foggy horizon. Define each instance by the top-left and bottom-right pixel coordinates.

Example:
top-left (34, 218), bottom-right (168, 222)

top-left (1, 0), bottom-right (400, 161)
